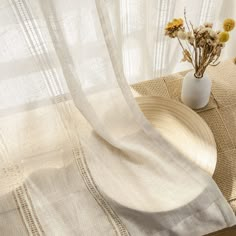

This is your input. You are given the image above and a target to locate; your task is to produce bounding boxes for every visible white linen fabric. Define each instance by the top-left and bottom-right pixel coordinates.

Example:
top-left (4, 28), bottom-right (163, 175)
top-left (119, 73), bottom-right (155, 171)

top-left (0, 0), bottom-right (235, 235)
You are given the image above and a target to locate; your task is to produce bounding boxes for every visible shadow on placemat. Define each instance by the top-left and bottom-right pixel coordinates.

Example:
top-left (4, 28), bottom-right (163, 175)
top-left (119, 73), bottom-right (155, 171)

top-left (205, 226), bottom-right (236, 236)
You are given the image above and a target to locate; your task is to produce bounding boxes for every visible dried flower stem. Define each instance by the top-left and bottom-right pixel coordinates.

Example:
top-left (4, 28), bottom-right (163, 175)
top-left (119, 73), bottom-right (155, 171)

top-left (177, 37), bottom-right (194, 67)
top-left (184, 8), bottom-right (191, 32)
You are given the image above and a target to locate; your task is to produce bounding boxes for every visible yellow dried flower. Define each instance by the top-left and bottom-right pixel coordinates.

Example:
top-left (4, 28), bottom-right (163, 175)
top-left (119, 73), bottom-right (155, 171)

top-left (223, 18), bottom-right (235, 32)
top-left (165, 18), bottom-right (184, 38)
top-left (173, 18), bottom-right (183, 26)
top-left (219, 31), bottom-right (229, 42)
top-left (165, 18), bottom-right (183, 30)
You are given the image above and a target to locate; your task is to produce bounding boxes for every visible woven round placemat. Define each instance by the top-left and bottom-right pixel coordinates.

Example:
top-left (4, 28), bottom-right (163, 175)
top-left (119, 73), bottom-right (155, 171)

top-left (136, 96), bottom-right (217, 175)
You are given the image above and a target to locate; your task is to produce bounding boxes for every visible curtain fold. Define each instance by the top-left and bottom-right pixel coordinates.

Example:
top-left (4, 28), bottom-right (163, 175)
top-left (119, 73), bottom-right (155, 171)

top-left (0, 0), bottom-right (235, 235)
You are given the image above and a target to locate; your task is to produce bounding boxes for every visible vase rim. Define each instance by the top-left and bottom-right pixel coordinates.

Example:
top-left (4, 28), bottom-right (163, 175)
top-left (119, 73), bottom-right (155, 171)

top-left (187, 70), bottom-right (208, 79)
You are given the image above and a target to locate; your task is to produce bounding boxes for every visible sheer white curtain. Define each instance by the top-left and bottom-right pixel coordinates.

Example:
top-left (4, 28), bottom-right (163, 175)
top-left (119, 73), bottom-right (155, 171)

top-left (0, 0), bottom-right (235, 235)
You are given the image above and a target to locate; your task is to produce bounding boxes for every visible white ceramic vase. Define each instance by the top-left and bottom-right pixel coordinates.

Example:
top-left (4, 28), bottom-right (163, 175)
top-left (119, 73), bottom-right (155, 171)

top-left (181, 71), bottom-right (211, 109)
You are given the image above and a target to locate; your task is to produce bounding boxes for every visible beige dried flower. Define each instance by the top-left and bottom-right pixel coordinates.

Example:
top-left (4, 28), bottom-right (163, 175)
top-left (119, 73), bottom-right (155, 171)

top-left (204, 22), bottom-right (213, 28)
top-left (198, 39), bottom-right (205, 47)
top-left (186, 32), bottom-right (194, 44)
top-left (206, 39), bottom-right (213, 45)
top-left (177, 30), bottom-right (187, 40)
top-left (209, 30), bottom-right (217, 38)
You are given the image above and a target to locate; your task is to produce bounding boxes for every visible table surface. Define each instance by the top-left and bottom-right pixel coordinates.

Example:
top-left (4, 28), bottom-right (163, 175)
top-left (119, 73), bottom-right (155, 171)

top-left (132, 59), bottom-right (236, 234)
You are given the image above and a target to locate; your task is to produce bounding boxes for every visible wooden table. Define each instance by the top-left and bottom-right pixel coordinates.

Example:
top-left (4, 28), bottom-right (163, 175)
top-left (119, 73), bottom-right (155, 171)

top-left (132, 59), bottom-right (236, 234)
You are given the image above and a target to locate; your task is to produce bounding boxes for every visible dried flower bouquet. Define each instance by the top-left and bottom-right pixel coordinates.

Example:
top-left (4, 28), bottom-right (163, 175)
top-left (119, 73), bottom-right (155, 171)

top-left (165, 11), bottom-right (235, 78)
